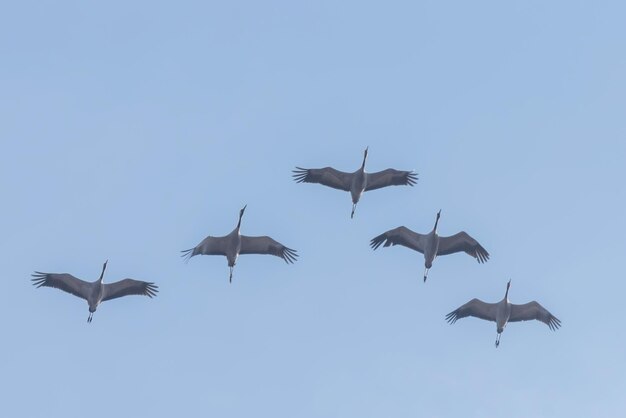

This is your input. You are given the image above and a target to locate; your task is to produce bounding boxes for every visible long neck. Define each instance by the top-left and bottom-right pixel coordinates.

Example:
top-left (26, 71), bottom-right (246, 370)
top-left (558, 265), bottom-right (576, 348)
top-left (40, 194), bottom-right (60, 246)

top-left (98, 263), bottom-right (107, 283)
top-left (504, 284), bottom-right (510, 301)
top-left (360, 149), bottom-right (368, 170)
top-left (236, 213), bottom-right (243, 231)
top-left (433, 215), bottom-right (440, 233)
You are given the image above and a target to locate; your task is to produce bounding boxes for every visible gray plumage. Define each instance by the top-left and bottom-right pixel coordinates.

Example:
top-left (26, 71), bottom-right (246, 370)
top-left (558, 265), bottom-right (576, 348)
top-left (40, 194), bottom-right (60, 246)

top-left (181, 205), bottom-right (298, 282)
top-left (370, 210), bottom-right (489, 281)
top-left (31, 260), bottom-right (158, 323)
top-left (446, 280), bottom-right (561, 347)
top-left (293, 147), bottom-right (417, 218)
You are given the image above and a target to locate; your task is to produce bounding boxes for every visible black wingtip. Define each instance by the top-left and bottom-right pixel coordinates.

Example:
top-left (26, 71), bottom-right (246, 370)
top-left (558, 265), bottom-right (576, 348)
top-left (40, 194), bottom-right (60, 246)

top-left (282, 247), bottom-right (299, 264)
top-left (292, 167), bottom-right (309, 183)
top-left (445, 311), bottom-right (458, 324)
top-left (145, 283), bottom-right (159, 298)
top-left (406, 172), bottom-right (418, 186)
top-left (369, 234), bottom-right (386, 250)
top-left (180, 248), bottom-right (195, 263)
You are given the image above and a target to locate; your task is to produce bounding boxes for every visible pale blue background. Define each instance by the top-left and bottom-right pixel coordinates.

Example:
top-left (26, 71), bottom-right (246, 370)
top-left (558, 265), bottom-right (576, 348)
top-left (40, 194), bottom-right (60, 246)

top-left (1, 1), bottom-right (625, 417)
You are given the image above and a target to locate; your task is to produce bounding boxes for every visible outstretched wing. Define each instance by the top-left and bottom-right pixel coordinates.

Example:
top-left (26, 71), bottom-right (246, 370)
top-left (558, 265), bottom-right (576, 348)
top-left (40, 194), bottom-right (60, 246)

top-left (102, 279), bottom-right (159, 302)
top-left (446, 298), bottom-right (498, 324)
top-left (31, 272), bottom-right (91, 300)
top-left (181, 235), bottom-right (228, 261)
top-left (370, 226), bottom-right (425, 253)
top-left (240, 235), bottom-right (298, 263)
top-left (365, 169), bottom-right (417, 191)
top-left (292, 167), bottom-right (353, 191)
top-left (437, 232), bottom-right (489, 263)
top-left (509, 301), bottom-right (561, 330)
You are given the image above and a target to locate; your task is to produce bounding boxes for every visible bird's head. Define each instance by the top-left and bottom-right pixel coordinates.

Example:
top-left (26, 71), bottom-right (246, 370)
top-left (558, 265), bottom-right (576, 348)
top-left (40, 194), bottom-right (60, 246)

top-left (237, 205), bottom-right (247, 228)
top-left (434, 209), bottom-right (441, 231)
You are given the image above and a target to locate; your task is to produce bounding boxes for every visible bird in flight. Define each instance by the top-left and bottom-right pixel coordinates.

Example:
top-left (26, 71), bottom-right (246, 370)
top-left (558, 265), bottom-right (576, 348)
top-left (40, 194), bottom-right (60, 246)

top-left (293, 147), bottom-right (417, 218)
top-left (32, 260), bottom-right (158, 323)
top-left (370, 210), bottom-right (489, 281)
top-left (181, 205), bottom-right (298, 282)
top-left (446, 280), bottom-right (561, 347)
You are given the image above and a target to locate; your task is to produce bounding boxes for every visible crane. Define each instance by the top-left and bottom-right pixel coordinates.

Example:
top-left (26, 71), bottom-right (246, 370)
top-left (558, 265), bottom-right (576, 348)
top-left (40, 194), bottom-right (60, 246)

top-left (370, 210), bottom-right (489, 281)
top-left (446, 280), bottom-right (561, 347)
top-left (181, 205), bottom-right (298, 282)
top-left (32, 260), bottom-right (158, 323)
top-left (293, 147), bottom-right (417, 218)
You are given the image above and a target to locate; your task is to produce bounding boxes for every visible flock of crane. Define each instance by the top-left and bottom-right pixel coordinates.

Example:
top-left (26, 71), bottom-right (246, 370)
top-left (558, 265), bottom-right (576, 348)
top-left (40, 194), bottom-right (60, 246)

top-left (32, 147), bottom-right (560, 347)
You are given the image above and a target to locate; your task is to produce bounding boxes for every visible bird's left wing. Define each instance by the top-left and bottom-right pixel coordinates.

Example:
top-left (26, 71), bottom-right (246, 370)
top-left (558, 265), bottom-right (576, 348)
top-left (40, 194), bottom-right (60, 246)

top-left (370, 226), bottom-right (426, 253)
top-left (446, 298), bottom-right (498, 324)
top-left (102, 279), bottom-right (159, 301)
top-left (292, 167), bottom-right (353, 191)
top-left (181, 235), bottom-right (229, 261)
top-left (437, 232), bottom-right (490, 263)
top-left (31, 272), bottom-right (91, 300)
top-left (239, 235), bottom-right (298, 263)
top-left (509, 301), bottom-right (561, 330)
top-left (365, 169), bottom-right (417, 191)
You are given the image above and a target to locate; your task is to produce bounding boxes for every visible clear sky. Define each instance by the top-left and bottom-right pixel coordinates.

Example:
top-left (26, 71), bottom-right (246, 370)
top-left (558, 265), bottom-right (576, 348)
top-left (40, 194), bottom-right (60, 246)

top-left (1, 1), bottom-right (625, 417)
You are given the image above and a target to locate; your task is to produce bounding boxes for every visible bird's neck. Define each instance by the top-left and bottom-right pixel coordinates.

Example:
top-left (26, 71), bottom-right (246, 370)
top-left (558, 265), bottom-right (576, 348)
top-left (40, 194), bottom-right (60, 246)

top-left (433, 217), bottom-right (439, 233)
top-left (98, 264), bottom-right (107, 283)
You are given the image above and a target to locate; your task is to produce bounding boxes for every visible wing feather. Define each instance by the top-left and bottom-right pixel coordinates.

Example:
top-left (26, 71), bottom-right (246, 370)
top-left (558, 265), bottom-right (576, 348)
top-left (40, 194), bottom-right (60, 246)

top-left (365, 169), bottom-right (417, 191)
top-left (370, 226), bottom-right (425, 253)
top-left (509, 301), bottom-right (561, 330)
top-left (181, 235), bottom-right (228, 261)
top-left (102, 279), bottom-right (158, 301)
top-left (292, 167), bottom-right (353, 191)
top-left (446, 298), bottom-right (498, 324)
top-left (240, 235), bottom-right (298, 264)
top-left (437, 232), bottom-right (489, 263)
top-left (31, 272), bottom-right (91, 300)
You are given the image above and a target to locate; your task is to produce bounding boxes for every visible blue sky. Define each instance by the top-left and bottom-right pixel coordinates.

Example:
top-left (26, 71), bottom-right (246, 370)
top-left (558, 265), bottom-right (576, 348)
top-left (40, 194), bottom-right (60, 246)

top-left (1, 1), bottom-right (625, 417)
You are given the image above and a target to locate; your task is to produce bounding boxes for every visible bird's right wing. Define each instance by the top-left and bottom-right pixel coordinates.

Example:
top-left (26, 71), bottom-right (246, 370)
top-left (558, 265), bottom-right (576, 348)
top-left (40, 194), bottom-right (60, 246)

top-left (292, 167), bottom-right (353, 191)
top-left (365, 169), bottom-right (417, 191)
top-left (437, 232), bottom-right (490, 263)
top-left (181, 235), bottom-right (228, 261)
top-left (446, 298), bottom-right (498, 324)
top-left (31, 272), bottom-right (91, 300)
top-left (509, 301), bottom-right (561, 330)
top-left (370, 226), bottom-right (425, 253)
top-left (102, 279), bottom-right (159, 301)
top-left (240, 235), bottom-right (298, 263)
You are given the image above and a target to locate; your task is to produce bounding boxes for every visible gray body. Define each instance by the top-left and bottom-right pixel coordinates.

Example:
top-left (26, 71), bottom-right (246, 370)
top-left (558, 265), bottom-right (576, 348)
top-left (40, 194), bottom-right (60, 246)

top-left (225, 225), bottom-right (243, 269)
top-left (350, 167), bottom-right (367, 211)
top-left (87, 281), bottom-right (105, 314)
top-left (495, 292), bottom-right (512, 334)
